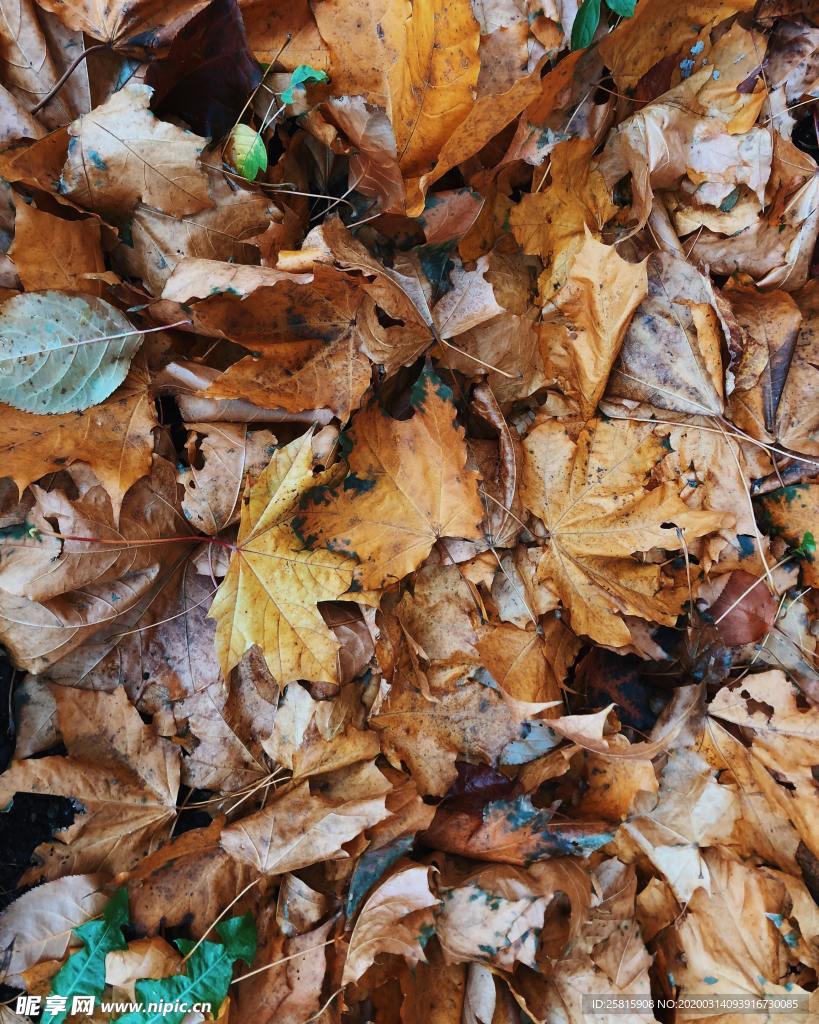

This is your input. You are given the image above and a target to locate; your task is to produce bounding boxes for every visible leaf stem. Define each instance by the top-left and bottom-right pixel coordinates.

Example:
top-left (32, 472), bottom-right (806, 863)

top-left (31, 43), bottom-right (109, 115)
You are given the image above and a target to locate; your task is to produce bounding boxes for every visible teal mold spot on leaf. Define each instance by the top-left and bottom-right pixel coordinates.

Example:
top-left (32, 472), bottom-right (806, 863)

top-left (703, 976), bottom-right (718, 985)
top-left (343, 472), bottom-right (375, 494)
top-left (0, 292), bottom-right (144, 414)
top-left (409, 367), bottom-right (454, 412)
top-left (345, 835), bottom-right (415, 919)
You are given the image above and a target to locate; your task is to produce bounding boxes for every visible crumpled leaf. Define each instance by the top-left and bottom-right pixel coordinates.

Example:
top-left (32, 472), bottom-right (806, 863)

top-left (343, 864), bottom-right (439, 983)
top-left (709, 671), bottom-right (819, 858)
top-left (607, 252), bottom-right (726, 416)
top-left (521, 417), bottom-right (731, 646)
top-left (0, 291), bottom-right (143, 414)
top-left (178, 422), bottom-right (276, 534)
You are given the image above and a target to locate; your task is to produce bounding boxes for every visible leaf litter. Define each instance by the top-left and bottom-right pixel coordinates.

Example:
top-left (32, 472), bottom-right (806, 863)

top-left (0, 1), bottom-right (817, 1022)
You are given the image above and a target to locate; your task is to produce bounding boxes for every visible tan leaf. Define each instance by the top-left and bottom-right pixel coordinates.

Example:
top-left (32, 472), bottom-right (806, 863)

top-left (220, 761), bottom-right (392, 875)
top-left (510, 140), bottom-right (616, 301)
top-left (538, 231), bottom-right (647, 418)
top-left (9, 202), bottom-right (108, 295)
top-left (435, 861), bottom-right (589, 972)
top-left (0, 687), bottom-right (179, 881)
top-left (607, 253), bottom-right (726, 416)
top-left (35, 0), bottom-right (206, 50)
top-left (125, 820), bottom-right (262, 939)
top-left (61, 82), bottom-right (212, 218)
top-left (0, 874), bottom-right (107, 985)
top-left (382, 0), bottom-right (481, 212)
top-left (343, 864), bottom-right (439, 983)
top-left (235, 909), bottom-right (334, 1024)
top-left (178, 423), bottom-right (277, 535)
top-left (371, 676), bottom-right (540, 796)
top-left (115, 174), bottom-right (279, 296)
top-left (0, 357), bottom-right (157, 522)
top-left (205, 332), bottom-right (371, 422)
top-left (709, 671), bottom-right (819, 858)
top-left (105, 937), bottom-right (181, 999)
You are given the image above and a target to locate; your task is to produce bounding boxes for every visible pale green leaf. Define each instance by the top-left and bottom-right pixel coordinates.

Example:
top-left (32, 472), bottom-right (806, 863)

top-left (0, 292), bottom-right (144, 414)
top-left (226, 124), bottom-right (268, 182)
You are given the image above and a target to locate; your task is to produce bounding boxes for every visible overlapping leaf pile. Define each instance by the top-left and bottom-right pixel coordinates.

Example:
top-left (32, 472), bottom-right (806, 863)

top-left (0, 0), bottom-right (818, 1021)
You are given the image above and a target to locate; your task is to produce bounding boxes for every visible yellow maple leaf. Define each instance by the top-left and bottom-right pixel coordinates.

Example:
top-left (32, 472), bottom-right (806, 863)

top-left (209, 432), bottom-right (354, 685)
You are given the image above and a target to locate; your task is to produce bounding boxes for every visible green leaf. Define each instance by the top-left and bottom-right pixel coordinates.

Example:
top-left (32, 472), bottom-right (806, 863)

top-left (113, 913), bottom-right (257, 1024)
top-left (43, 887), bottom-right (129, 1024)
top-left (280, 64), bottom-right (329, 105)
top-left (571, 0), bottom-right (602, 50)
top-left (795, 531), bottom-right (816, 558)
top-left (226, 124), bottom-right (268, 182)
top-left (0, 292), bottom-right (144, 414)
top-left (605, 0), bottom-right (636, 17)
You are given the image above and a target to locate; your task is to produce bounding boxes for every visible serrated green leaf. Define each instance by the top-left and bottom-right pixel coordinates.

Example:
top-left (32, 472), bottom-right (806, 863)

top-left (571, 0), bottom-right (602, 50)
top-left (43, 888), bottom-right (129, 1024)
top-left (280, 64), bottom-right (329, 104)
top-left (113, 913), bottom-right (257, 1024)
top-left (0, 293), bottom-right (144, 414)
top-left (605, 0), bottom-right (636, 17)
top-left (226, 124), bottom-right (268, 182)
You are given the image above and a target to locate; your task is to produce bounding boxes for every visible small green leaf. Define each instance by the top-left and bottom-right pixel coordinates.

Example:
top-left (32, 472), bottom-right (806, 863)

top-left (0, 293), bottom-right (144, 414)
top-left (571, 0), bottom-right (602, 50)
top-left (43, 888), bottom-right (129, 1024)
top-left (113, 913), bottom-right (257, 1024)
top-left (795, 531), bottom-right (816, 558)
top-left (226, 124), bottom-right (268, 182)
top-left (280, 63), bottom-right (329, 105)
top-left (605, 0), bottom-right (636, 17)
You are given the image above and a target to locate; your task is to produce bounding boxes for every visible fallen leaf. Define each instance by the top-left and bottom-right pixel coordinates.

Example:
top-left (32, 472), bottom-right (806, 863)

top-left (297, 369), bottom-right (484, 589)
top-left (343, 864), bottom-right (439, 983)
top-left (61, 82), bottom-right (212, 218)
top-left (220, 761), bottom-right (392, 874)
top-left (0, 874), bottom-right (108, 985)
top-left (0, 291), bottom-right (143, 414)
top-left (0, 687), bottom-right (179, 881)
top-left (9, 202), bottom-right (108, 295)
top-left (0, 356), bottom-right (156, 520)
top-left (209, 430), bottom-right (354, 684)
top-left (521, 417), bottom-right (730, 645)
top-left (538, 230), bottom-right (647, 418)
